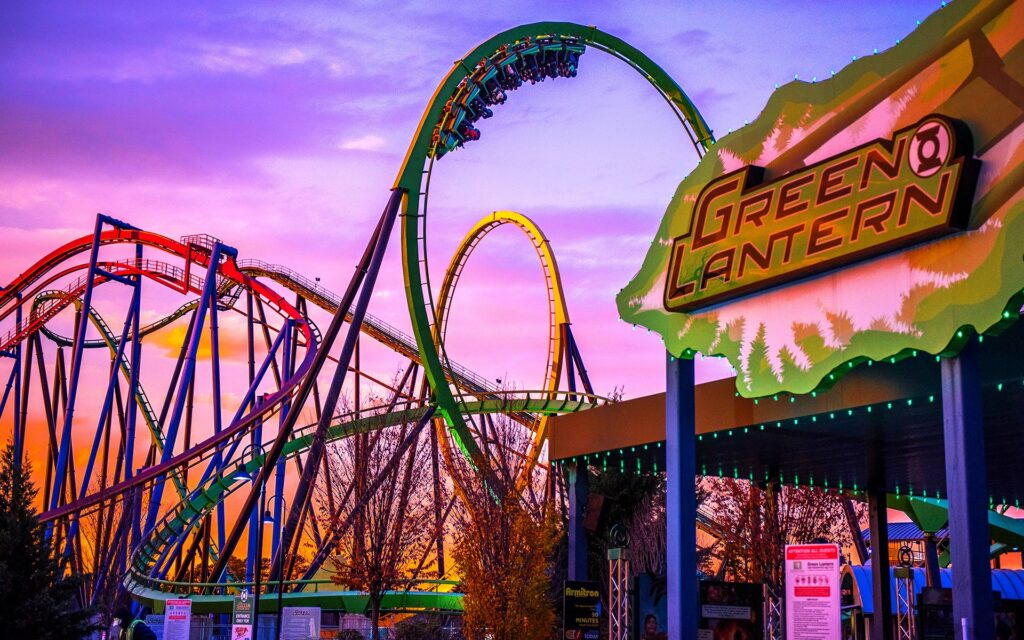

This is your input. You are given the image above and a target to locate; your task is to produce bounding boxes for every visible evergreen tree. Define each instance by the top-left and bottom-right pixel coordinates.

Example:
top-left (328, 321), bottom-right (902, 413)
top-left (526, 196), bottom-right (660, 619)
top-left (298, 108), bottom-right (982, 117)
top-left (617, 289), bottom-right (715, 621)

top-left (0, 442), bottom-right (95, 639)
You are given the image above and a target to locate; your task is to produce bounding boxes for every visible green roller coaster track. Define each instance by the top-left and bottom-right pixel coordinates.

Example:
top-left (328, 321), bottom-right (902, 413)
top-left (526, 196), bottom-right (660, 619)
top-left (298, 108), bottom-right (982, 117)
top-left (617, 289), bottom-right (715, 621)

top-left (394, 21), bottom-right (715, 471)
top-left (117, 21), bottom-right (718, 614)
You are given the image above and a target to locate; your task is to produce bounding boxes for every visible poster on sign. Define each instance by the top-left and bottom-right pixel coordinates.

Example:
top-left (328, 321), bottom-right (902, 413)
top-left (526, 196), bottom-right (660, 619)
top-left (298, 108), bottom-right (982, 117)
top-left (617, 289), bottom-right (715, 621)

top-left (162, 599), bottom-right (191, 640)
top-left (562, 580), bottom-right (601, 640)
top-left (785, 544), bottom-right (840, 640)
top-left (281, 606), bottom-right (321, 640)
top-left (231, 591), bottom-right (254, 640)
top-left (230, 625), bottom-right (253, 640)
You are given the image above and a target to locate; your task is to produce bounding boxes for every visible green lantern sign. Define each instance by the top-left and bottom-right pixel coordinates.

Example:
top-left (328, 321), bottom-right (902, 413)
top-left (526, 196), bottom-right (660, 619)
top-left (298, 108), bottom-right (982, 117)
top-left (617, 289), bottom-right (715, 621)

top-left (618, 0), bottom-right (1024, 397)
top-left (665, 116), bottom-right (979, 312)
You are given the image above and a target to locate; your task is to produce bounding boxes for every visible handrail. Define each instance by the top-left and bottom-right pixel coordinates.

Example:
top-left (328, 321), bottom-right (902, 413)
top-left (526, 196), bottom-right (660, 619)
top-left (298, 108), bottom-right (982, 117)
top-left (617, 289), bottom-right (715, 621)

top-left (127, 567), bottom-right (459, 594)
top-left (0, 258), bottom-right (232, 351)
top-left (238, 258), bottom-right (498, 394)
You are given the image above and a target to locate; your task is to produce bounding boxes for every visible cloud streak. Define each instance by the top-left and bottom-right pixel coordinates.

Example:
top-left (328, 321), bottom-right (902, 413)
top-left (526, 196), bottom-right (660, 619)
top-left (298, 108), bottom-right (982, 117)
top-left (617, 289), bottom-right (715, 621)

top-left (0, 0), bottom-right (941, 399)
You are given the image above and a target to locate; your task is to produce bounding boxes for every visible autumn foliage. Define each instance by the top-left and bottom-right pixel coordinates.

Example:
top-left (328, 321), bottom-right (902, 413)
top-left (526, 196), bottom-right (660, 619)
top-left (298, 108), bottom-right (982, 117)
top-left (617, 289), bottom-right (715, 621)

top-left (449, 413), bottom-right (560, 640)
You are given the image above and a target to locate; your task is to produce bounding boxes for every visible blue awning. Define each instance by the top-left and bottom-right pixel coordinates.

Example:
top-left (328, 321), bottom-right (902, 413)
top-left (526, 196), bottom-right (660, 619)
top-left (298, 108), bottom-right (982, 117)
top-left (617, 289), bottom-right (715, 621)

top-left (859, 523), bottom-right (949, 542)
top-left (844, 566), bottom-right (1024, 615)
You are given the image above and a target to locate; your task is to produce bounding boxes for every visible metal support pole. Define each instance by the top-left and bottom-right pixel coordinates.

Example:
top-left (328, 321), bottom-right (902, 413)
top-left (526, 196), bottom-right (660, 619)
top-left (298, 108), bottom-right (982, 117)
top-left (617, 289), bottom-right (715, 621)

top-left (608, 547), bottom-right (631, 640)
top-left (145, 242), bottom-right (234, 534)
top-left (272, 323), bottom-right (292, 559)
top-left (209, 189), bottom-right (401, 588)
top-left (868, 488), bottom-right (893, 640)
top-left (49, 216), bottom-right (106, 514)
top-left (252, 488), bottom-right (266, 640)
top-left (566, 325), bottom-right (594, 395)
top-left (269, 189), bottom-right (402, 586)
top-left (563, 325), bottom-right (576, 399)
top-left (923, 533), bottom-right (941, 588)
top-left (209, 281), bottom-right (227, 552)
top-left (126, 244), bottom-right (143, 549)
top-left (666, 352), bottom-right (696, 640)
top-left (269, 494), bottom-right (287, 640)
top-left (429, 416), bottom-right (446, 578)
top-left (940, 341), bottom-right (993, 640)
top-left (567, 462), bottom-right (588, 581)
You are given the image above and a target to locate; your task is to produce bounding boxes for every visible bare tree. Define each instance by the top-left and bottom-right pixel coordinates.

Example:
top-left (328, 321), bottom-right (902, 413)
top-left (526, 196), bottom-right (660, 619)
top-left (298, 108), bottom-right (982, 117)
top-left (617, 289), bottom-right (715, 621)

top-left (702, 478), bottom-right (864, 596)
top-left (626, 478), bottom-right (718, 579)
top-left (320, 395), bottom-right (436, 639)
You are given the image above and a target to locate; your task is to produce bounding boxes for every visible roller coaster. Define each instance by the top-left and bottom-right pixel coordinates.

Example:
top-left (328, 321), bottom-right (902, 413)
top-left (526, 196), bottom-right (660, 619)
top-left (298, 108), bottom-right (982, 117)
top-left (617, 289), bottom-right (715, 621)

top-left (0, 23), bottom-right (715, 618)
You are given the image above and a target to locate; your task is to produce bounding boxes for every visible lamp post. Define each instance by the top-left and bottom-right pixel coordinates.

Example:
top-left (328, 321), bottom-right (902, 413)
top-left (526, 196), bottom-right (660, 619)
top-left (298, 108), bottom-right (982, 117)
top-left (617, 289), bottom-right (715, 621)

top-left (232, 443), bottom-right (268, 640)
top-left (266, 494), bottom-right (288, 639)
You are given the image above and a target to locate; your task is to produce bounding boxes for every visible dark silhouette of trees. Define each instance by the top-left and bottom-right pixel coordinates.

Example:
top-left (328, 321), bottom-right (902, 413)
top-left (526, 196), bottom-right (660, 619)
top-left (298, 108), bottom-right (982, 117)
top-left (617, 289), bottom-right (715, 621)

top-left (0, 442), bottom-right (96, 639)
top-left (321, 396), bottom-right (436, 640)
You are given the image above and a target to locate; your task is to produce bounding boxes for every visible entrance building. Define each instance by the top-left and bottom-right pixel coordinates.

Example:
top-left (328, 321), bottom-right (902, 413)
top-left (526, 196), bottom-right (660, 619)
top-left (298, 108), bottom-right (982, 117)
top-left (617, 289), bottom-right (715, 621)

top-left (564, 1), bottom-right (1024, 638)
top-left (551, 321), bottom-right (1024, 638)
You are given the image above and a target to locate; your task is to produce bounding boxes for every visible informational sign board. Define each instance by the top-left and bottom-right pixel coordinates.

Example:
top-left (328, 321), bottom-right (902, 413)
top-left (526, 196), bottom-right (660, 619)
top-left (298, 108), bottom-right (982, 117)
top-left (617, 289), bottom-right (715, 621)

top-left (281, 606), bottom-right (321, 640)
top-left (699, 581), bottom-right (763, 639)
top-left (231, 591), bottom-right (254, 640)
top-left (618, 0), bottom-right (1024, 398)
top-left (785, 544), bottom-right (840, 640)
top-left (562, 580), bottom-right (601, 640)
top-left (162, 599), bottom-right (192, 640)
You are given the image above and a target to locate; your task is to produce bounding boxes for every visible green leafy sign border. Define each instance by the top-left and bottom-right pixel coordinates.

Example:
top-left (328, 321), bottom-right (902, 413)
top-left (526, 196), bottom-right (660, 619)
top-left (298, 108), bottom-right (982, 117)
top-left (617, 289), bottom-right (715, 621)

top-left (617, 0), bottom-right (1024, 397)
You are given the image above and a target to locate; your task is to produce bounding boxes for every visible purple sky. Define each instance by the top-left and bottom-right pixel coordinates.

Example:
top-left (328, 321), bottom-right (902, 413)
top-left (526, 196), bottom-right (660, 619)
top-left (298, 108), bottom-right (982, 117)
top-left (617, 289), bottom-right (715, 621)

top-left (0, 1), bottom-right (942, 399)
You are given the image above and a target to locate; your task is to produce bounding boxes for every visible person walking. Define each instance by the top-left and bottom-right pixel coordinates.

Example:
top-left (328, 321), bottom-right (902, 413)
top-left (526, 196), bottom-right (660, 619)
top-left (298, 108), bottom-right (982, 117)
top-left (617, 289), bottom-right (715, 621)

top-left (113, 606), bottom-right (158, 640)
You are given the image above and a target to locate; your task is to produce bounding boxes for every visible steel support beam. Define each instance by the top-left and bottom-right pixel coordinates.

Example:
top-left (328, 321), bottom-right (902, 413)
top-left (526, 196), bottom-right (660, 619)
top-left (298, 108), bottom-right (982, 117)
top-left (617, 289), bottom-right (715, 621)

top-left (49, 217), bottom-right (106, 514)
top-left (13, 294), bottom-right (23, 465)
top-left (941, 341), bottom-right (993, 640)
top-left (868, 487), bottom-right (893, 640)
top-left (923, 532), bottom-right (941, 588)
top-left (269, 188), bottom-right (402, 586)
top-left (567, 461), bottom-right (588, 581)
top-left (666, 353), bottom-right (696, 640)
top-left (145, 242), bottom-right (231, 534)
top-left (208, 189), bottom-right (401, 587)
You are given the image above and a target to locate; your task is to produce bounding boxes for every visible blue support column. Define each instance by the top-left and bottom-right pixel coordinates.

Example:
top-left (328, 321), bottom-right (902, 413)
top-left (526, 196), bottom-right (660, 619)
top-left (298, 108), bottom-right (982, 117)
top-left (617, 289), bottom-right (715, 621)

top-left (941, 340), bottom-right (993, 640)
top-left (567, 461), bottom-right (588, 581)
top-left (272, 321), bottom-right (292, 559)
top-left (867, 488), bottom-right (893, 640)
top-left (144, 242), bottom-right (234, 534)
top-left (666, 352), bottom-right (696, 640)
top-left (49, 217), bottom-right (105, 514)
top-left (0, 367), bottom-right (16, 433)
top-left (126, 244), bottom-right (143, 549)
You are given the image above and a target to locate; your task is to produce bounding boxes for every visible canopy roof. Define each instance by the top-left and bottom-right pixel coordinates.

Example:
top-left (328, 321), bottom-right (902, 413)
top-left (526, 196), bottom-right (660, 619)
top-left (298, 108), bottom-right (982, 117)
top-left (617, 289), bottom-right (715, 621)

top-left (549, 320), bottom-right (1024, 508)
top-left (844, 566), bottom-right (1024, 615)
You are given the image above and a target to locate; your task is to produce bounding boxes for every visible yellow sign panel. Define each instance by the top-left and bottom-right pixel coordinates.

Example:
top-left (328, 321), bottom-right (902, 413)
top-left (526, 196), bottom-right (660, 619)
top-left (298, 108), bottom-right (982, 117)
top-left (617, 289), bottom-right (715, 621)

top-left (665, 117), bottom-right (979, 312)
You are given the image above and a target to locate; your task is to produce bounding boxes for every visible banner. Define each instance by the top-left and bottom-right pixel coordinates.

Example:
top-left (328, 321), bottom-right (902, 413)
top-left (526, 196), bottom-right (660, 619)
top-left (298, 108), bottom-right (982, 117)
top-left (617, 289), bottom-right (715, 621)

top-left (162, 600), bottom-right (192, 640)
top-left (562, 580), bottom-right (601, 640)
top-left (785, 544), bottom-right (840, 640)
top-left (636, 573), bottom-right (668, 640)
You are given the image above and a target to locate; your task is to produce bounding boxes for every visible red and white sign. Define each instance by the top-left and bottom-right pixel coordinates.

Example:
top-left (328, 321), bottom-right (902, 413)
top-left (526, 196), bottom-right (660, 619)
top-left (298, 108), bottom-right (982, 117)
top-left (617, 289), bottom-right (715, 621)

top-left (785, 544), bottom-right (840, 640)
top-left (163, 599), bottom-right (192, 640)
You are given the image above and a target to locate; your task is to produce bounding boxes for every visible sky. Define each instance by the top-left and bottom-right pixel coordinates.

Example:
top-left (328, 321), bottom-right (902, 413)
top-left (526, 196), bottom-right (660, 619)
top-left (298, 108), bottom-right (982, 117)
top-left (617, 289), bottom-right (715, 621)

top-left (0, 0), bottom-right (945, 400)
